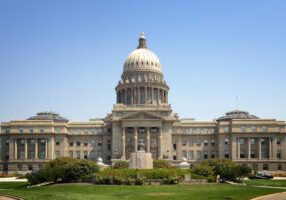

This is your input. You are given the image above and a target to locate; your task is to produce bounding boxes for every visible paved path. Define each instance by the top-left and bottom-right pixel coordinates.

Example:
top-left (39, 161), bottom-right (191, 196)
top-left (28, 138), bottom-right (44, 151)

top-left (0, 178), bottom-right (27, 182)
top-left (0, 194), bottom-right (23, 200)
top-left (252, 191), bottom-right (286, 200)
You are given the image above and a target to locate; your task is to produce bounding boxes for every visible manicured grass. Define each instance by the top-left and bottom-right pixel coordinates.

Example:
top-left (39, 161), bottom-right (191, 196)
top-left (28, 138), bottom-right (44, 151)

top-left (245, 179), bottom-right (286, 187)
top-left (0, 182), bottom-right (285, 200)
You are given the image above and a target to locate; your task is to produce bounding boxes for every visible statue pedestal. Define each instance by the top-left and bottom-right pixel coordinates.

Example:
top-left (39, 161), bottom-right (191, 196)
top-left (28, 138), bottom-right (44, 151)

top-left (129, 151), bottom-right (153, 169)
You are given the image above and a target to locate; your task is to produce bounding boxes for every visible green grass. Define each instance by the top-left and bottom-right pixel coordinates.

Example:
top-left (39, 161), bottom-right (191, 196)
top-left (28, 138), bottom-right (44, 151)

top-left (244, 179), bottom-right (286, 187)
top-left (0, 182), bottom-right (285, 200)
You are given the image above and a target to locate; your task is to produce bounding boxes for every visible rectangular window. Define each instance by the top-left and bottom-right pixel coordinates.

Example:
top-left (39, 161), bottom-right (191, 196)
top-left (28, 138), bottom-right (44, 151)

top-left (196, 128), bottom-right (201, 134)
top-left (39, 128), bottom-right (44, 133)
top-left (224, 127), bottom-right (229, 133)
top-left (261, 139), bottom-right (266, 145)
top-left (69, 142), bottom-right (73, 146)
top-left (28, 152), bottom-right (35, 159)
top-left (55, 128), bottom-right (61, 133)
top-left (28, 164), bottom-right (33, 171)
top-left (76, 151), bottom-right (81, 159)
top-left (69, 129), bottom-right (73, 134)
top-left (224, 151), bottom-right (229, 158)
top-left (277, 138), bottom-right (281, 145)
top-left (90, 151), bottom-right (95, 159)
top-left (77, 129), bottom-right (81, 134)
top-left (262, 126), bottom-right (267, 132)
top-left (69, 151), bottom-right (73, 158)
top-left (276, 127), bottom-right (281, 133)
top-left (98, 140), bottom-right (102, 146)
top-left (77, 141), bottom-right (81, 146)
top-left (241, 126), bottom-right (246, 132)
top-left (55, 141), bottom-right (60, 146)
top-left (250, 139), bottom-right (255, 145)
top-left (55, 151), bottom-right (60, 158)
top-left (19, 128), bottom-right (23, 133)
top-left (211, 151), bottom-right (216, 158)
top-left (189, 128), bottom-right (193, 134)
top-left (84, 141), bottom-right (88, 147)
top-left (239, 138), bottom-right (245, 145)
top-left (84, 129), bottom-right (88, 135)
top-left (211, 129), bottom-right (215, 134)
top-left (203, 151), bottom-right (208, 159)
top-left (263, 164), bottom-right (268, 170)
top-left (5, 128), bottom-right (10, 133)
top-left (211, 139), bottom-right (215, 145)
top-left (189, 140), bottom-right (194, 147)
top-left (240, 151), bottom-right (245, 158)
top-left (277, 150), bottom-right (281, 159)
top-left (196, 140), bottom-right (201, 146)
top-left (196, 151), bottom-right (201, 161)
top-left (91, 140), bottom-right (96, 146)
top-left (182, 150), bottom-right (187, 158)
top-left (29, 128), bottom-right (34, 133)
top-left (251, 126), bottom-right (257, 132)
top-left (5, 139), bottom-right (10, 145)
top-left (98, 129), bottom-right (103, 134)
top-left (172, 128), bottom-right (176, 134)
top-left (84, 151), bottom-right (88, 159)
top-left (173, 155), bottom-right (177, 160)
top-left (182, 128), bottom-right (186, 134)
top-left (173, 143), bottom-right (177, 150)
top-left (189, 151), bottom-right (194, 160)
top-left (107, 143), bottom-right (111, 151)
top-left (225, 139), bottom-right (229, 145)
top-left (182, 139), bottom-right (187, 146)
top-left (251, 151), bottom-right (256, 158)
top-left (204, 140), bottom-right (208, 146)
top-left (204, 129), bottom-right (208, 134)
top-left (91, 129), bottom-right (95, 134)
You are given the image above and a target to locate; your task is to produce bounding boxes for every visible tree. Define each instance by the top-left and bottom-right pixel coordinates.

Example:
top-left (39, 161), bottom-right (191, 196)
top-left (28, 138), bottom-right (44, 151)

top-left (153, 160), bottom-right (172, 169)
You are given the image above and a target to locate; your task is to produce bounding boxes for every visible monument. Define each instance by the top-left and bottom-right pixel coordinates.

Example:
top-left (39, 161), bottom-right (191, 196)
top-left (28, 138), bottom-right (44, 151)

top-left (129, 142), bottom-right (153, 169)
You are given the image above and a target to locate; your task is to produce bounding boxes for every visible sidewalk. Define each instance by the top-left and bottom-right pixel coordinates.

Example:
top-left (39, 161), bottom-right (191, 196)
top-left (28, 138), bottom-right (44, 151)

top-left (252, 191), bottom-right (286, 200)
top-left (0, 177), bottom-right (27, 182)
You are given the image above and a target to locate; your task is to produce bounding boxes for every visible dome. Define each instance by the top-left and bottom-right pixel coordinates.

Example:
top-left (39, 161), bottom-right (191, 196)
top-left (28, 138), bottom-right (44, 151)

top-left (27, 111), bottom-right (69, 122)
top-left (216, 110), bottom-right (259, 122)
top-left (123, 32), bottom-right (162, 73)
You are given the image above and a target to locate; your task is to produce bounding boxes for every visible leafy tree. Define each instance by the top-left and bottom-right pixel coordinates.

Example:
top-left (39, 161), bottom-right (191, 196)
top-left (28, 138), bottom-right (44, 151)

top-left (113, 161), bottom-right (129, 169)
top-left (153, 160), bottom-right (172, 169)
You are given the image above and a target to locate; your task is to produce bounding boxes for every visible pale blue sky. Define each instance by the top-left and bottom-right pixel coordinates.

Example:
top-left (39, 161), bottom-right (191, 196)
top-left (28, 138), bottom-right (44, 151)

top-left (0, 0), bottom-right (285, 122)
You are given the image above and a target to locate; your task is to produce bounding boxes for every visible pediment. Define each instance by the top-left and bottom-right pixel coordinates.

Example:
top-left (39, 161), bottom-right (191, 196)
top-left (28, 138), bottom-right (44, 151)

top-left (122, 111), bottom-right (162, 120)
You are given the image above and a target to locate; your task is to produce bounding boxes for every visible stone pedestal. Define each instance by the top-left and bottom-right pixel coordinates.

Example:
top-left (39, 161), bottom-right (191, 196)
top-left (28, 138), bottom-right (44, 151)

top-left (129, 151), bottom-right (153, 169)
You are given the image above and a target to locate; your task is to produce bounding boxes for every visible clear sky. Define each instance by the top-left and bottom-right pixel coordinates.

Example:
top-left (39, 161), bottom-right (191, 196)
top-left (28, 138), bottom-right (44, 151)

top-left (0, 0), bottom-right (285, 122)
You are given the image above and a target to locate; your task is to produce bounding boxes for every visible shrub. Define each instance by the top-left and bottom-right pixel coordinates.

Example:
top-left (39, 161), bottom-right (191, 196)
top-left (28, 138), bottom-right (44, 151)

top-left (191, 164), bottom-right (214, 178)
top-left (26, 167), bottom-right (63, 185)
top-left (45, 157), bottom-right (77, 168)
top-left (200, 158), bottom-right (236, 177)
top-left (153, 160), bottom-right (172, 169)
top-left (63, 159), bottom-right (99, 181)
top-left (113, 161), bottom-right (129, 169)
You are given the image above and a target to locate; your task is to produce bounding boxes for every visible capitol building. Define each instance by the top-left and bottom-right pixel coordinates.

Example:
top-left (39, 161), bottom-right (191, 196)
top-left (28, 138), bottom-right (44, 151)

top-left (1, 33), bottom-right (285, 173)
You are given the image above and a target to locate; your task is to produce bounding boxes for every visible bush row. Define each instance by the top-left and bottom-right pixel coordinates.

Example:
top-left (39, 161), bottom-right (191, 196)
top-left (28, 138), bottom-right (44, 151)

top-left (26, 158), bottom-right (99, 185)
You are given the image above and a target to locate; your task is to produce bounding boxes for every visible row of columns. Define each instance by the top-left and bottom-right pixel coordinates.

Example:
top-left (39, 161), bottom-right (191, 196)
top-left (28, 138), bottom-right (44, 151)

top-left (121, 127), bottom-right (162, 159)
top-left (117, 87), bottom-right (168, 105)
top-left (237, 137), bottom-right (272, 159)
top-left (12, 139), bottom-right (48, 160)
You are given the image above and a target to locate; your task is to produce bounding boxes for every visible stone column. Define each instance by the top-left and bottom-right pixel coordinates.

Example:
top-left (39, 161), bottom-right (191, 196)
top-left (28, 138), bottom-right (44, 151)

top-left (157, 88), bottom-right (159, 104)
top-left (158, 128), bottom-right (162, 159)
top-left (131, 87), bottom-right (134, 104)
top-left (258, 138), bottom-right (262, 159)
top-left (269, 138), bottom-right (272, 159)
top-left (147, 128), bottom-right (150, 152)
top-left (25, 139), bottom-right (28, 159)
top-left (248, 138), bottom-right (251, 159)
top-left (35, 139), bottom-right (38, 159)
top-left (122, 127), bottom-right (126, 159)
top-left (45, 139), bottom-right (48, 159)
top-left (134, 127), bottom-right (138, 152)
top-left (125, 88), bottom-right (127, 104)
top-left (121, 90), bottom-right (123, 104)
top-left (151, 87), bottom-right (154, 104)
top-left (166, 92), bottom-right (168, 104)
top-left (237, 138), bottom-right (240, 159)
top-left (137, 87), bottom-right (140, 104)
top-left (14, 139), bottom-right (17, 159)
top-left (163, 90), bottom-right (165, 104)
top-left (144, 87), bottom-right (147, 104)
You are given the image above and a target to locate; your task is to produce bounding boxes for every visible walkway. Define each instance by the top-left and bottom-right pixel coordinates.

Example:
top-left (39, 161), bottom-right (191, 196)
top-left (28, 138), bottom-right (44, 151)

top-left (252, 191), bottom-right (286, 200)
top-left (0, 178), bottom-right (27, 182)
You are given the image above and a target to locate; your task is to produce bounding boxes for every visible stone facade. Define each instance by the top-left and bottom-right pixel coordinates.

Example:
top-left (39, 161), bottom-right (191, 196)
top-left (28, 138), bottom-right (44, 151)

top-left (0, 33), bottom-right (285, 173)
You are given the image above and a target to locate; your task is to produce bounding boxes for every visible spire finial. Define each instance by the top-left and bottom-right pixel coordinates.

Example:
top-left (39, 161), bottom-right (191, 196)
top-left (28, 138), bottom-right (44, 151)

top-left (137, 32), bottom-right (147, 49)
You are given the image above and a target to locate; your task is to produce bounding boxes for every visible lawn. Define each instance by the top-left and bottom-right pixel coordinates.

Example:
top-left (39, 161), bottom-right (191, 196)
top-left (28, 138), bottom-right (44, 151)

top-left (244, 179), bottom-right (286, 187)
top-left (0, 182), bottom-right (285, 200)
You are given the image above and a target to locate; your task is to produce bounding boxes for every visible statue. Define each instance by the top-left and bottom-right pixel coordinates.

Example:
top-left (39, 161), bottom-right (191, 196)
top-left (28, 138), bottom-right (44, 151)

top-left (138, 141), bottom-right (145, 151)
